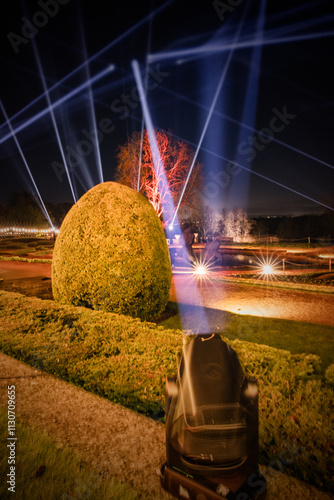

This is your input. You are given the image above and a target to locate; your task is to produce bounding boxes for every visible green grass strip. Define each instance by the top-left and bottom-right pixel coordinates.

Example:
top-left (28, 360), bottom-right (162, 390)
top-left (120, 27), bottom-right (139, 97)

top-left (0, 408), bottom-right (140, 500)
top-left (0, 256), bottom-right (52, 263)
top-left (158, 302), bottom-right (334, 370)
top-left (0, 290), bottom-right (333, 493)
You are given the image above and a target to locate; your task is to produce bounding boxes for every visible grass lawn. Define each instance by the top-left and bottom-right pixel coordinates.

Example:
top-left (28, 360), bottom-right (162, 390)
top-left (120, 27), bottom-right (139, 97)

top-left (0, 408), bottom-right (139, 500)
top-left (156, 302), bottom-right (334, 370)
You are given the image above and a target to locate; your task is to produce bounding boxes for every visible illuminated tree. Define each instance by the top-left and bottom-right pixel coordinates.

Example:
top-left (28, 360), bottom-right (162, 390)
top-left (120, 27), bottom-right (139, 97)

top-left (221, 208), bottom-right (253, 241)
top-left (115, 129), bottom-right (202, 225)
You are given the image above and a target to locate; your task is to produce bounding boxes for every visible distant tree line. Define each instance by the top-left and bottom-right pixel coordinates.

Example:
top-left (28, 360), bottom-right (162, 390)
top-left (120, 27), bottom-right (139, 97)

top-left (251, 213), bottom-right (334, 241)
top-left (1, 191), bottom-right (333, 244)
top-left (185, 207), bottom-right (334, 243)
top-left (0, 192), bottom-right (73, 229)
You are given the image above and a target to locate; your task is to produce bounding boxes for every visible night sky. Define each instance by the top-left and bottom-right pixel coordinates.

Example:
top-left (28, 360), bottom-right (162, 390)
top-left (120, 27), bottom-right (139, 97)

top-left (1, 0), bottom-right (334, 217)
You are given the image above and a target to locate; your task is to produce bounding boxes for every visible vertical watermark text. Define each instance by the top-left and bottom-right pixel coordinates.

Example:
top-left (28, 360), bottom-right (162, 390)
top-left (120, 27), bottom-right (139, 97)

top-left (7, 385), bottom-right (16, 493)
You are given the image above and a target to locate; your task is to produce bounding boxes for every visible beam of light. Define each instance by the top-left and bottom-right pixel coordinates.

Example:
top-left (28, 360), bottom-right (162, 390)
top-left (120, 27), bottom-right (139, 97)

top-left (137, 122), bottom-right (145, 192)
top-left (222, 158), bottom-right (334, 212)
top-left (0, 65), bottom-right (115, 145)
top-left (131, 58), bottom-right (210, 334)
top-left (159, 85), bottom-right (334, 171)
top-left (200, 148), bottom-right (334, 212)
top-left (131, 59), bottom-right (175, 224)
top-left (173, 1), bottom-right (327, 67)
top-left (0, 100), bottom-right (54, 228)
top-left (149, 119), bottom-right (334, 212)
top-left (31, 39), bottom-right (77, 203)
top-left (148, 28), bottom-right (334, 64)
top-left (231, 0), bottom-right (266, 203)
top-left (79, 14), bottom-right (104, 185)
top-left (171, 4), bottom-right (249, 226)
top-left (0, 0), bottom-right (175, 137)
top-left (113, 108), bottom-right (334, 213)
top-left (55, 104), bottom-right (95, 192)
top-left (137, 8), bottom-right (154, 193)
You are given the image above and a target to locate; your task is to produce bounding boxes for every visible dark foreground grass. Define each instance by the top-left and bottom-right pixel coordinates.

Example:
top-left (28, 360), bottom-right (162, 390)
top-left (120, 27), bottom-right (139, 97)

top-left (0, 290), bottom-right (333, 493)
top-left (0, 408), bottom-right (139, 500)
top-left (157, 302), bottom-right (334, 370)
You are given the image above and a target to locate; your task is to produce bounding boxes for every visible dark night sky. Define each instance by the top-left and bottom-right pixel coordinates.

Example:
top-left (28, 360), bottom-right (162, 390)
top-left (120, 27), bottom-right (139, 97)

top-left (1, 0), bottom-right (334, 218)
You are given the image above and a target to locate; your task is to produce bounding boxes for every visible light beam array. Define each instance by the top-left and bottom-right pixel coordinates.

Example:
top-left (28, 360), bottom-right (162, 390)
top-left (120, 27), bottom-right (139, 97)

top-left (0, 100), bottom-right (54, 228)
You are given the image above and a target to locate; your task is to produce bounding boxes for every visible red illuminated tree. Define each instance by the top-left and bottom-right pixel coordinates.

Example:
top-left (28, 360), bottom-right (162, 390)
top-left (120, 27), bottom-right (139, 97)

top-left (115, 130), bottom-right (202, 225)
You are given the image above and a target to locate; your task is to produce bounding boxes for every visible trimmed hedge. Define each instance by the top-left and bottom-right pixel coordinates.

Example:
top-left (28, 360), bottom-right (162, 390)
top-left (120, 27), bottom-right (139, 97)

top-left (52, 182), bottom-right (172, 321)
top-left (0, 290), bottom-right (333, 492)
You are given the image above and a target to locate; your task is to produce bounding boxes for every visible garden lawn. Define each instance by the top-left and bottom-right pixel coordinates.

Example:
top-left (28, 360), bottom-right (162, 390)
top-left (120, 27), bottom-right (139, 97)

top-left (0, 290), bottom-right (333, 493)
top-left (0, 408), bottom-right (139, 500)
top-left (157, 302), bottom-right (334, 370)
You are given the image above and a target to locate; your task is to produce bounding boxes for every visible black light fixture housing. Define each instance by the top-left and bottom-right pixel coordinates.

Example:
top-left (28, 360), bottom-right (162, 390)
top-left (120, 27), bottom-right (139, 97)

top-left (160, 334), bottom-right (267, 499)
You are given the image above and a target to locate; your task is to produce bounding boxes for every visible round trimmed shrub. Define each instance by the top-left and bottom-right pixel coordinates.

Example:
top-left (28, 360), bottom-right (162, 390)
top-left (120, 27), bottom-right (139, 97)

top-left (52, 182), bottom-right (172, 321)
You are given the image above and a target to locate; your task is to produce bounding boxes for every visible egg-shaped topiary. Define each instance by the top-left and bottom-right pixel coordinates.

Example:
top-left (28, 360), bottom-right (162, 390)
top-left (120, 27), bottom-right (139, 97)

top-left (52, 182), bottom-right (172, 321)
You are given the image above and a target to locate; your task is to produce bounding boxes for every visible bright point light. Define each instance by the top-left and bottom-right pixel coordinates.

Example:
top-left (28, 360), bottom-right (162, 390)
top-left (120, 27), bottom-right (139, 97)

top-left (251, 252), bottom-right (282, 280)
top-left (191, 258), bottom-right (216, 281)
top-left (194, 264), bottom-right (207, 276)
top-left (262, 264), bottom-right (273, 275)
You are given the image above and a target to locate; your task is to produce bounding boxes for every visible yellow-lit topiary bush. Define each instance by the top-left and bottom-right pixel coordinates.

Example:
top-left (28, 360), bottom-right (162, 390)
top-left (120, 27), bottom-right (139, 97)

top-left (52, 182), bottom-right (172, 321)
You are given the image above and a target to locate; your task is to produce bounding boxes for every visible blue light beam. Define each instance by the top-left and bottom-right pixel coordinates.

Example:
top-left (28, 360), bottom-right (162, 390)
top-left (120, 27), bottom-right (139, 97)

top-left (0, 0), bottom-right (175, 137)
top-left (148, 28), bottom-right (334, 64)
top-left (231, 0), bottom-right (266, 203)
top-left (206, 150), bottom-right (334, 212)
top-left (79, 14), bottom-right (104, 184)
top-left (159, 86), bottom-right (334, 172)
top-left (115, 108), bottom-right (334, 214)
top-left (31, 39), bottom-right (77, 203)
top-left (0, 65), bottom-right (115, 146)
top-left (131, 59), bottom-right (211, 334)
top-left (172, 3), bottom-right (248, 225)
top-left (0, 100), bottom-right (54, 227)
top-left (131, 60), bottom-right (174, 223)
top-left (137, 9), bottom-right (154, 192)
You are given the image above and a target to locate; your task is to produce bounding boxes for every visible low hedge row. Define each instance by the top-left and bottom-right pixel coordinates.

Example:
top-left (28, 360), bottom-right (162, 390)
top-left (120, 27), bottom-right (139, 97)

top-left (0, 290), bottom-right (333, 492)
top-left (235, 272), bottom-right (334, 286)
top-left (0, 256), bottom-right (52, 263)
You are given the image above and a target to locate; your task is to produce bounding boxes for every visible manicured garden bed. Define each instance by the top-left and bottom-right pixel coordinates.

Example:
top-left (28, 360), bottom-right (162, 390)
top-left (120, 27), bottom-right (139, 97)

top-left (0, 290), bottom-right (333, 493)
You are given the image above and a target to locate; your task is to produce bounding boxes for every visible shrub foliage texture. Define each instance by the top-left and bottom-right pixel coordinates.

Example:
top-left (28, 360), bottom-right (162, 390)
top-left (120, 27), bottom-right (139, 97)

top-left (52, 182), bottom-right (172, 320)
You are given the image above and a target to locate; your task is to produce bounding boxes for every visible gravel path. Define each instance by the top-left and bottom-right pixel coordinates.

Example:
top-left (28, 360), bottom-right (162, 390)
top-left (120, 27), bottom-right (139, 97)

top-left (1, 353), bottom-right (333, 500)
